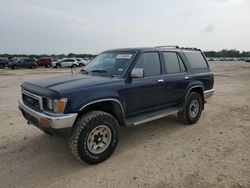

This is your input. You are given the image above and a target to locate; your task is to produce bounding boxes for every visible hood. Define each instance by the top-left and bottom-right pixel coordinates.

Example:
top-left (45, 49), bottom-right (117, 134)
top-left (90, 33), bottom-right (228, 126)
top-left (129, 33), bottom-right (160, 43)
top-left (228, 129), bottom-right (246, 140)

top-left (25, 73), bottom-right (121, 94)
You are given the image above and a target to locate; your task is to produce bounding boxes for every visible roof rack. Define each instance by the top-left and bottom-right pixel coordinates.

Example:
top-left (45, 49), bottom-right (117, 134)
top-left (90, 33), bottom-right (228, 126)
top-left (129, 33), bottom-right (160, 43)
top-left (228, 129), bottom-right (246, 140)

top-left (155, 45), bottom-right (201, 51)
top-left (155, 45), bottom-right (180, 48)
top-left (180, 47), bottom-right (201, 51)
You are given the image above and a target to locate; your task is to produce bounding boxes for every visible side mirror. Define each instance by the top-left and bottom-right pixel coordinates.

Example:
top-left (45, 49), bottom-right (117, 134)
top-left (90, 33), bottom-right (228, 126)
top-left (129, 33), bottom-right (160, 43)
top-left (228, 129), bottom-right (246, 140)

top-left (131, 68), bottom-right (144, 78)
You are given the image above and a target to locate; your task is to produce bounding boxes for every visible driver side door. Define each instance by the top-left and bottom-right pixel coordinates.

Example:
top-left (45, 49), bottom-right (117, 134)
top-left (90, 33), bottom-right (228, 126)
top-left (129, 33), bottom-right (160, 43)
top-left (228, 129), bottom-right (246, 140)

top-left (125, 52), bottom-right (166, 116)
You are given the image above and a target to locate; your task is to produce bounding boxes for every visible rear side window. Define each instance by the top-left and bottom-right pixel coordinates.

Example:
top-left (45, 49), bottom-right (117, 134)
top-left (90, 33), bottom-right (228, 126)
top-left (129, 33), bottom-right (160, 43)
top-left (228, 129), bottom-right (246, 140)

top-left (163, 52), bottom-right (186, 74)
top-left (135, 52), bottom-right (161, 76)
top-left (183, 51), bottom-right (208, 69)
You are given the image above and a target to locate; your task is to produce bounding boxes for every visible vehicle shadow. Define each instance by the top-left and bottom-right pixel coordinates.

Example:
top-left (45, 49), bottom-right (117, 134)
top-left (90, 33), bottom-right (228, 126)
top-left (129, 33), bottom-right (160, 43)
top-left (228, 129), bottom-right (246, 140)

top-left (117, 115), bottom-right (184, 155)
top-left (0, 115), bottom-right (184, 187)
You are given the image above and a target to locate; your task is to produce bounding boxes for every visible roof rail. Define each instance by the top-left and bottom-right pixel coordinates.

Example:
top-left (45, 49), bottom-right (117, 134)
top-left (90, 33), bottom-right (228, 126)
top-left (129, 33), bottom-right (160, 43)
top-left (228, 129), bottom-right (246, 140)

top-left (155, 46), bottom-right (201, 51)
top-left (155, 45), bottom-right (179, 48)
top-left (179, 47), bottom-right (201, 51)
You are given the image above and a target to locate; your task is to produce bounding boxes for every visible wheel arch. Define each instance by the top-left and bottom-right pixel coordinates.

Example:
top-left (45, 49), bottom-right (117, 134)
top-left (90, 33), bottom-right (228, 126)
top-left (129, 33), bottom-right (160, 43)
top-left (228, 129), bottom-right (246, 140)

top-left (76, 99), bottom-right (126, 127)
top-left (185, 85), bottom-right (205, 109)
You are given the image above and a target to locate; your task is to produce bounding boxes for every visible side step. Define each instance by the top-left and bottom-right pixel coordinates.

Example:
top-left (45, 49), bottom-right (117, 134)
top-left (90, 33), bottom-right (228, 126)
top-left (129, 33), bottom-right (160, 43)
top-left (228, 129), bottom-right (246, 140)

top-left (127, 107), bottom-right (180, 126)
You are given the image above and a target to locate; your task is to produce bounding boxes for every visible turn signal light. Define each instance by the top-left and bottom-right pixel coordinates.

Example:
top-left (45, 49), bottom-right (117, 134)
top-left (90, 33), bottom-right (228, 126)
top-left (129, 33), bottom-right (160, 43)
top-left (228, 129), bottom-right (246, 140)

top-left (40, 118), bottom-right (49, 126)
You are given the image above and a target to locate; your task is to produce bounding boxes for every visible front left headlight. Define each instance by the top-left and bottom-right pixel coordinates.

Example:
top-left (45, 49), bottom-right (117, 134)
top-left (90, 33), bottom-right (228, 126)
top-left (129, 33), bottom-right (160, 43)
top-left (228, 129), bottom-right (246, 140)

top-left (45, 98), bottom-right (67, 113)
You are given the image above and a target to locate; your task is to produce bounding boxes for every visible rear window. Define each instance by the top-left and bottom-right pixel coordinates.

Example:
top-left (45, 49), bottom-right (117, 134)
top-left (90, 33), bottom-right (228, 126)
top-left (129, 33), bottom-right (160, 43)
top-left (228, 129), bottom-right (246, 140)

top-left (183, 51), bottom-right (208, 69)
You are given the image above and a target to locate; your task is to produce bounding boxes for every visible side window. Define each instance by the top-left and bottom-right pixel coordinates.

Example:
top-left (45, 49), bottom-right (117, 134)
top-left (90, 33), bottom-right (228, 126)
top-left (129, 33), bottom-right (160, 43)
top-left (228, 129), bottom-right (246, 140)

top-left (163, 52), bottom-right (186, 74)
top-left (134, 52), bottom-right (161, 77)
top-left (183, 51), bottom-right (208, 69)
top-left (178, 55), bottom-right (186, 72)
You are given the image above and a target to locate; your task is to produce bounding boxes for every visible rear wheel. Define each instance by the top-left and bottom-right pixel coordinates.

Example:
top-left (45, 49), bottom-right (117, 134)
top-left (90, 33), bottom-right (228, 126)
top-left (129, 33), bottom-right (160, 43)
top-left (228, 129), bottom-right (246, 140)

top-left (55, 64), bottom-right (61, 68)
top-left (45, 64), bottom-right (51, 68)
top-left (72, 64), bottom-right (77, 68)
top-left (178, 92), bottom-right (203, 125)
top-left (31, 64), bottom-right (36, 69)
top-left (0, 64), bottom-right (5, 69)
top-left (12, 65), bottom-right (18, 69)
top-left (69, 111), bottom-right (119, 164)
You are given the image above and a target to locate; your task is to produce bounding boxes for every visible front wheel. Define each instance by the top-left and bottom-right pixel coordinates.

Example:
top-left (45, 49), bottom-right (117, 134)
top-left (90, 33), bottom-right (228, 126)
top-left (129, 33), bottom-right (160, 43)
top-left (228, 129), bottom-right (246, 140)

top-left (178, 92), bottom-right (203, 125)
top-left (69, 111), bottom-right (119, 164)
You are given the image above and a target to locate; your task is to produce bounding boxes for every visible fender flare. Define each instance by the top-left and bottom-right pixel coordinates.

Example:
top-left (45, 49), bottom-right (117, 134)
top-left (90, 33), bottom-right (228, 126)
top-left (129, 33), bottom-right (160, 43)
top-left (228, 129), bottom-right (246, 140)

top-left (184, 85), bottom-right (205, 109)
top-left (78, 98), bottom-right (126, 126)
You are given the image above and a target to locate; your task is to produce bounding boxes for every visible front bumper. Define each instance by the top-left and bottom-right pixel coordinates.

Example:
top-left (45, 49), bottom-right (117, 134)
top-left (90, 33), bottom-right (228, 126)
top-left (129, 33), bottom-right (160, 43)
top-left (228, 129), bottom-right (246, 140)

top-left (18, 99), bottom-right (77, 129)
top-left (204, 89), bottom-right (215, 99)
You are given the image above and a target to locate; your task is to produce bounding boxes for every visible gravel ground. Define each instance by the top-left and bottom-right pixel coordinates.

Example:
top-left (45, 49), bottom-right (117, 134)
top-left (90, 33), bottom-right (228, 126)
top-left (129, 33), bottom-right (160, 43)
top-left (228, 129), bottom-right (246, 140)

top-left (0, 61), bottom-right (249, 188)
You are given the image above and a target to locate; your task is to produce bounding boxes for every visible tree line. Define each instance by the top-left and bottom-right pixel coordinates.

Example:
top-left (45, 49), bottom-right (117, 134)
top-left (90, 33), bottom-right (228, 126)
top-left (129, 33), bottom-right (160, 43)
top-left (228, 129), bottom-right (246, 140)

top-left (204, 49), bottom-right (250, 57)
top-left (0, 49), bottom-right (250, 59)
top-left (0, 53), bottom-right (96, 59)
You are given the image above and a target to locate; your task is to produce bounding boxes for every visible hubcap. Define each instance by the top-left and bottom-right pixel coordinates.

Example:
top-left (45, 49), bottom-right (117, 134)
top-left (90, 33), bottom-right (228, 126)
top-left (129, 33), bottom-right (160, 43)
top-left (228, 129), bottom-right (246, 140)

top-left (189, 100), bottom-right (200, 118)
top-left (87, 125), bottom-right (112, 154)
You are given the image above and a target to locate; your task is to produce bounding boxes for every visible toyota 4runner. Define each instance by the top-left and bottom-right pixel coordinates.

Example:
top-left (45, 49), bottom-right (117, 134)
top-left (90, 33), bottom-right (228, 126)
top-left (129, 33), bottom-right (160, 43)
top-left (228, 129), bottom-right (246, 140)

top-left (18, 46), bottom-right (214, 164)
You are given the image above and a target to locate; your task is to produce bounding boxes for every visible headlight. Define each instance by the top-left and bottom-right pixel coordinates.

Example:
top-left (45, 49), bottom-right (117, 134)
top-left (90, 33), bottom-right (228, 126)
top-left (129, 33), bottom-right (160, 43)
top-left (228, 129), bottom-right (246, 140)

top-left (46, 99), bottom-right (53, 111)
top-left (45, 98), bottom-right (67, 113)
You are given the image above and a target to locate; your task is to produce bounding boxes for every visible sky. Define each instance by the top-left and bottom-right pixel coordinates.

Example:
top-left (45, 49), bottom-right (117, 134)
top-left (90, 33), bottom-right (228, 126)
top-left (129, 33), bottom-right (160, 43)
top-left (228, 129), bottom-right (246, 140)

top-left (0, 0), bottom-right (249, 54)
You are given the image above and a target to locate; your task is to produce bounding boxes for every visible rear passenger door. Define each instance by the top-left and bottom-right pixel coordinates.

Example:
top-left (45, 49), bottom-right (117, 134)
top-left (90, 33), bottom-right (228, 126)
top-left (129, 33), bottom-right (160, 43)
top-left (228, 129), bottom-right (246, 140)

top-left (24, 59), bottom-right (33, 68)
top-left (126, 52), bottom-right (166, 115)
top-left (20, 59), bottom-right (30, 68)
top-left (162, 52), bottom-right (190, 107)
top-left (61, 59), bottom-right (70, 67)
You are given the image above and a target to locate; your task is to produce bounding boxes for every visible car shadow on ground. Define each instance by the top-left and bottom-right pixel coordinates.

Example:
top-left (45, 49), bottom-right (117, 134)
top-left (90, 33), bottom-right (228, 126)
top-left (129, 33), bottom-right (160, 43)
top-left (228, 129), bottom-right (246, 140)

top-left (1, 115), bottom-right (185, 187)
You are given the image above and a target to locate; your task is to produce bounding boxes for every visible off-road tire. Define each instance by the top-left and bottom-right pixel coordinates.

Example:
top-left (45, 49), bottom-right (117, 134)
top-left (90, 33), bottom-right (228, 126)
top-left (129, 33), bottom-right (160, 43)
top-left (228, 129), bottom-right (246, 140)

top-left (69, 111), bottom-right (119, 164)
top-left (178, 92), bottom-right (203, 125)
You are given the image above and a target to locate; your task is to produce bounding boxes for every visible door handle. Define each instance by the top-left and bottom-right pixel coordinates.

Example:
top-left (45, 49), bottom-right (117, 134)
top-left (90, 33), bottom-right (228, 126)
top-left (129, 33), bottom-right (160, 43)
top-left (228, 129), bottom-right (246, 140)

top-left (184, 76), bottom-right (190, 80)
top-left (157, 79), bottom-right (164, 83)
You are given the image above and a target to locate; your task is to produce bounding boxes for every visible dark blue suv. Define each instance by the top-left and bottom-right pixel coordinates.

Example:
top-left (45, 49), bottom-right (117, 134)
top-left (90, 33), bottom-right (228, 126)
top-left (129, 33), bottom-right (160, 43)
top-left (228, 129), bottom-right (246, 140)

top-left (18, 46), bottom-right (214, 164)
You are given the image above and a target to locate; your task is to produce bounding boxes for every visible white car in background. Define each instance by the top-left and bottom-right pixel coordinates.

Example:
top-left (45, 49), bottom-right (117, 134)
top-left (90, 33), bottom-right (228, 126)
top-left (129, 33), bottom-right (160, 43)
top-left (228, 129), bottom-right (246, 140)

top-left (75, 58), bottom-right (88, 66)
top-left (52, 58), bottom-right (79, 68)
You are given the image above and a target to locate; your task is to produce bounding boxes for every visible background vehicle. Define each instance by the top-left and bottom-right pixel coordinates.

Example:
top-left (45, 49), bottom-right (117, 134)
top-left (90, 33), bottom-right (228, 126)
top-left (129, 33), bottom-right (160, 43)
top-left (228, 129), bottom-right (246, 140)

top-left (0, 59), bottom-right (8, 68)
top-left (75, 58), bottom-right (88, 66)
top-left (19, 46), bottom-right (214, 164)
top-left (52, 58), bottom-right (79, 68)
top-left (8, 59), bottom-right (37, 69)
top-left (36, 58), bottom-right (52, 68)
top-left (245, 58), bottom-right (250, 63)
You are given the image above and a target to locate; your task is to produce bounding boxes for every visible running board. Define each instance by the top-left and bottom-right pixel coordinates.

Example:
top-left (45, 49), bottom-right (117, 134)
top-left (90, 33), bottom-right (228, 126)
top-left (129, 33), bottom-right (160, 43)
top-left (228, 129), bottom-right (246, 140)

top-left (127, 108), bottom-right (180, 126)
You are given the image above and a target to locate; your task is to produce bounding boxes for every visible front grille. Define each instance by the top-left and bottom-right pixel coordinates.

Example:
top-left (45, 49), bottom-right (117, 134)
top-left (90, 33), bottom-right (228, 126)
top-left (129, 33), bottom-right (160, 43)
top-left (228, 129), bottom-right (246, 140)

top-left (22, 90), bottom-right (43, 111)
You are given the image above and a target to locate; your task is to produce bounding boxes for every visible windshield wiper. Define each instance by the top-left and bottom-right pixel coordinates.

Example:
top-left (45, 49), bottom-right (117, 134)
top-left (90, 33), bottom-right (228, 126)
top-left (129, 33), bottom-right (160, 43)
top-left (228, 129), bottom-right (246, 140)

top-left (91, 69), bottom-right (107, 73)
top-left (80, 69), bottom-right (89, 74)
top-left (90, 69), bottom-right (114, 77)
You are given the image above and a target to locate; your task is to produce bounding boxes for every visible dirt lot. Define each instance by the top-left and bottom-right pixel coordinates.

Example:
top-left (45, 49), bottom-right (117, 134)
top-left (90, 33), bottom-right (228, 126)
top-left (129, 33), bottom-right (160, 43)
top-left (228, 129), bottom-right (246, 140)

top-left (0, 62), bottom-right (249, 188)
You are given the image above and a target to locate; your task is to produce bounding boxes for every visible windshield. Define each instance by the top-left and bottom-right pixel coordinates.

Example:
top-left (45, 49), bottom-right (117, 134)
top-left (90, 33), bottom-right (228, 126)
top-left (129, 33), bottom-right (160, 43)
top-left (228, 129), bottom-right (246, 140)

top-left (82, 51), bottom-right (135, 76)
